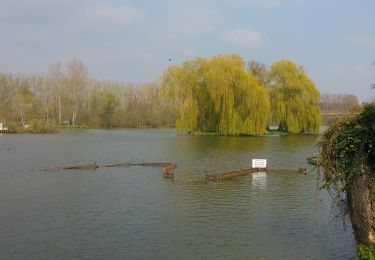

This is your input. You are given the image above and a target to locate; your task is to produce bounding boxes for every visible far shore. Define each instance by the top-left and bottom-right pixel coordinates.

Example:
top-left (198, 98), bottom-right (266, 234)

top-left (3, 125), bottom-right (326, 136)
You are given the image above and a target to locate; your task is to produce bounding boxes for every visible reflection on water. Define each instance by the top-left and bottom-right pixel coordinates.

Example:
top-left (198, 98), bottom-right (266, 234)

top-left (0, 129), bottom-right (355, 259)
top-left (252, 171), bottom-right (267, 189)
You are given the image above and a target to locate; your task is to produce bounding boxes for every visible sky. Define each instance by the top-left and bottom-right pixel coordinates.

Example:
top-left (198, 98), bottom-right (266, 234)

top-left (1, 0), bottom-right (374, 101)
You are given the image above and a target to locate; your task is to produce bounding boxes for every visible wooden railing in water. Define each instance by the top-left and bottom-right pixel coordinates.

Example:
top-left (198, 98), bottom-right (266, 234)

top-left (206, 167), bottom-right (307, 181)
top-left (63, 162), bottom-right (99, 170)
top-left (40, 162), bottom-right (99, 171)
top-left (163, 164), bottom-right (177, 179)
top-left (103, 162), bottom-right (177, 179)
top-left (40, 162), bottom-right (306, 181)
top-left (40, 162), bottom-right (177, 179)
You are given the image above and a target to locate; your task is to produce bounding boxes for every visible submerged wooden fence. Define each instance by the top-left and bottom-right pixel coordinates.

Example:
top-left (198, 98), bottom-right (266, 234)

top-left (63, 162), bottom-right (99, 170)
top-left (163, 164), bottom-right (177, 179)
top-left (40, 161), bottom-right (307, 181)
top-left (40, 162), bottom-right (99, 171)
top-left (103, 162), bottom-right (172, 168)
top-left (206, 167), bottom-right (307, 181)
top-left (40, 162), bottom-right (177, 179)
top-left (103, 162), bottom-right (177, 179)
top-left (206, 168), bottom-right (260, 181)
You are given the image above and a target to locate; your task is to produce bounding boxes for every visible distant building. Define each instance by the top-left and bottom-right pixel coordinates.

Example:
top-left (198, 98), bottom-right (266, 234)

top-left (0, 122), bottom-right (9, 133)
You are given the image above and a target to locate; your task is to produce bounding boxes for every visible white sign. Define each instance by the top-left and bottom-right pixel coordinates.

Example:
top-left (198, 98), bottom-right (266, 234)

top-left (252, 159), bottom-right (267, 168)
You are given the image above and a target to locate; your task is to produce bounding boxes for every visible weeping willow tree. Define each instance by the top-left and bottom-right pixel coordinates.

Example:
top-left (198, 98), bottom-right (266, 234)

top-left (161, 55), bottom-right (270, 135)
top-left (206, 55), bottom-right (270, 135)
top-left (269, 60), bottom-right (321, 133)
top-left (161, 58), bottom-right (213, 132)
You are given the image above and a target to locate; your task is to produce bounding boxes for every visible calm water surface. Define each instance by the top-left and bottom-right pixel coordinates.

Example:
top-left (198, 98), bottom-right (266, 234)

top-left (0, 129), bottom-right (355, 259)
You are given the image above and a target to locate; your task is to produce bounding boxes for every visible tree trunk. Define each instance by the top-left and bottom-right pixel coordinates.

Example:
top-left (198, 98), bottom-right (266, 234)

top-left (58, 95), bottom-right (62, 124)
top-left (46, 108), bottom-right (49, 127)
top-left (347, 172), bottom-right (375, 245)
top-left (18, 105), bottom-right (25, 127)
top-left (72, 111), bottom-right (76, 126)
top-left (51, 106), bottom-right (55, 124)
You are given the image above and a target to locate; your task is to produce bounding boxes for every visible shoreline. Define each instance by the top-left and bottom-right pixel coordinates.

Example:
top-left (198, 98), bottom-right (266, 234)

top-left (2, 127), bottom-right (324, 136)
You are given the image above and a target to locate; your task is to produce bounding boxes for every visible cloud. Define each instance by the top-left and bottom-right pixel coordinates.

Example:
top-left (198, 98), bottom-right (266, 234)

top-left (79, 4), bottom-right (145, 27)
top-left (244, 0), bottom-right (291, 8)
top-left (162, 0), bottom-right (293, 9)
top-left (347, 35), bottom-right (375, 49)
top-left (224, 28), bottom-right (265, 48)
top-left (229, 0), bottom-right (296, 9)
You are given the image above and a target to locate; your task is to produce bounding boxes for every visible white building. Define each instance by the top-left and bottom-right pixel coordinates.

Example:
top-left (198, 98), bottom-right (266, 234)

top-left (0, 122), bottom-right (8, 133)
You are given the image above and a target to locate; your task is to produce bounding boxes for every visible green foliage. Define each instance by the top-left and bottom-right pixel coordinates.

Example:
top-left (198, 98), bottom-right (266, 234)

top-left (99, 93), bottom-right (120, 128)
top-left (0, 57), bottom-right (321, 133)
top-left (269, 60), bottom-right (321, 133)
top-left (318, 103), bottom-right (375, 193)
top-left (162, 55), bottom-right (270, 135)
top-left (162, 56), bottom-right (321, 135)
top-left (0, 65), bottom-right (178, 131)
top-left (357, 244), bottom-right (375, 260)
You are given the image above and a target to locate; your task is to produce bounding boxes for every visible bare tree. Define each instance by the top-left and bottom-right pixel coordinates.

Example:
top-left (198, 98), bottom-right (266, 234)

top-left (66, 60), bottom-right (88, 125)
top-left (48, 61), bottom-right (65, 124)
top-left (248, 60), bottom-right (268, 86)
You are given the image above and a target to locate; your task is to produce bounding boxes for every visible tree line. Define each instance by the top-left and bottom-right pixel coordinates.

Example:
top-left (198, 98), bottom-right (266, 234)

top-left (0, 60), bottom-right (177, 132)
top-left (319, 93), bottom-right (359, 113)
top-left (2, 55), bottom-right (359, 135)
top-left (162, 55), bottom-right (321, 135)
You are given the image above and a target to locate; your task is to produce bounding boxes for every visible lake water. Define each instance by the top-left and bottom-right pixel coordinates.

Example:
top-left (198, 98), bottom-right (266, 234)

top-left (0, 129), bottom-right (355, 259)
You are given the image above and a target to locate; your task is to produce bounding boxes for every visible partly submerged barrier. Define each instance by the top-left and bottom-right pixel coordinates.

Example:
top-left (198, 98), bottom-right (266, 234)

top-left (163, 163), bottom-right (177, 179)
top-left (63, 162), bottom-right (99, 170)
top-left (206, 167), bottom-right (308, 181)
top-left (103, 162), bottom-right (172, 168)
top-left (40, 162), bottom-right (99, 171)
top-left (40, 162), bottom-right (177, 179)
top-left (40, 161), bottom-right (307, 181)
top-left (206, 168), bottom-right (260, 181)
top-left (103, 162), bottom-right (177, 179)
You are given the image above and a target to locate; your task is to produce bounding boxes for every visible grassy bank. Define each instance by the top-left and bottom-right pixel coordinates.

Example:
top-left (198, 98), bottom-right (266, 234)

top-left (357, 244), bottom-right (375, 259)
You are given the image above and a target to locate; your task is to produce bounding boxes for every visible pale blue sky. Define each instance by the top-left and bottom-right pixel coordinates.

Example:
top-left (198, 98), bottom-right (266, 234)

top-left (1, 0), bottom-right (374, 100)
